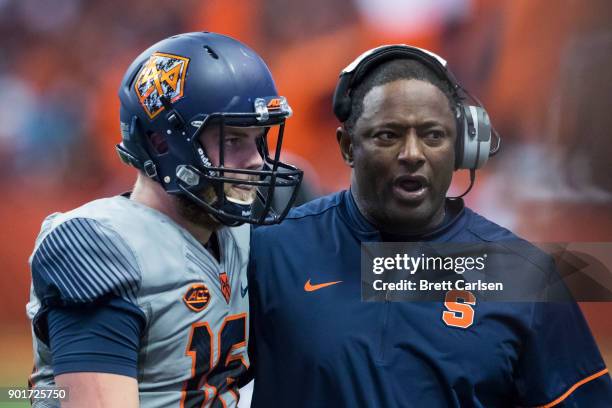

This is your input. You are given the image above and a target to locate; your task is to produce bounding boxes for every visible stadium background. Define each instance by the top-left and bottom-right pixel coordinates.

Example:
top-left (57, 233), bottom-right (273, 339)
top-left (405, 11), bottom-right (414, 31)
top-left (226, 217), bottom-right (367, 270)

top-left (1, 0), bottom-right (611, 405)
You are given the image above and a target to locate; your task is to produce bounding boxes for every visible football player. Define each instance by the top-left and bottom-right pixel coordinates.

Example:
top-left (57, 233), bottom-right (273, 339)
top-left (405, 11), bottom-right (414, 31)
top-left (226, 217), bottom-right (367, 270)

top-left (247, 45), bottom-right (612, 406)
top-left (26, 32), bottom-right (301, 408)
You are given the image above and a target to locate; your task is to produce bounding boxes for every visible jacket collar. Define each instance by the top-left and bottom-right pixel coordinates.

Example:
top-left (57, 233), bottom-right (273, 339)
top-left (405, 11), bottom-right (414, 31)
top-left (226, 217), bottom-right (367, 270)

top-left (341, 189), bottom-right (467, 242)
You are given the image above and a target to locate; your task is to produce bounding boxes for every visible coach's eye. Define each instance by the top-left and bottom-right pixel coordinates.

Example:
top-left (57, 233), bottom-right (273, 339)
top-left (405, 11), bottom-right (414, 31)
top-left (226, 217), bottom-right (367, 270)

top-left (424, 130), bottom-right (445, 142)
top-left (373, 131), bottom-right (398, 142)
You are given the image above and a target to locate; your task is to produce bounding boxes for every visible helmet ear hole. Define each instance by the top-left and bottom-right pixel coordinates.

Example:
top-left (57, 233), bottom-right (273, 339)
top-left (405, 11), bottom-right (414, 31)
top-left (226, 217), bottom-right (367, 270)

top-left (147, 132), bottom-right (169, 155)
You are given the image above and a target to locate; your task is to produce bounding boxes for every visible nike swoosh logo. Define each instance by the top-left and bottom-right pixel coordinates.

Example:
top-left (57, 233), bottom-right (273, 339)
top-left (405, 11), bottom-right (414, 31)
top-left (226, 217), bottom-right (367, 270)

top-left (304, 279), bottom-right (342, 292)
top-left (241, 284), bottom-right (248, 298)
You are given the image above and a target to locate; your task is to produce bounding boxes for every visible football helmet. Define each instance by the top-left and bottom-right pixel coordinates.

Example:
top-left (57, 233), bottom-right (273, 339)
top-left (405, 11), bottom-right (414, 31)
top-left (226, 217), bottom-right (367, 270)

top-left (117, 32), bottom-right (303, 226)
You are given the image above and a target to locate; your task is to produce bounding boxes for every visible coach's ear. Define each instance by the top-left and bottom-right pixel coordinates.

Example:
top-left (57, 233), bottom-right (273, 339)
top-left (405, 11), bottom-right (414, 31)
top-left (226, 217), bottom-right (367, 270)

top-left (337, 126), bottom-right (354, 167)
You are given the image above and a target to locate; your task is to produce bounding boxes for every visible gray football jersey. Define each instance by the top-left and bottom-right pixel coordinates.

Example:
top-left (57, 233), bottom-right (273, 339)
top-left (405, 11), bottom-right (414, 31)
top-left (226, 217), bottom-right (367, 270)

top-left (26, 195), bottom-right (250, 407)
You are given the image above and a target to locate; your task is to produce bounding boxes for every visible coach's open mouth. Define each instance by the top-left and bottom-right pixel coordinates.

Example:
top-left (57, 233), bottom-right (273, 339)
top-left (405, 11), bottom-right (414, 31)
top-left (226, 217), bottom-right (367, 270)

top-left (392, 175), bottom-right (429, 203)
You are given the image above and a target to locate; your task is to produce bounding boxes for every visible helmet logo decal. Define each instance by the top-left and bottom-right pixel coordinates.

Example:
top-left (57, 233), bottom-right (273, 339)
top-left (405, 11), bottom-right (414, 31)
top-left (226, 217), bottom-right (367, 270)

top-left (134, 52), bottom-right (190, 119)
top-left (267, 98), bottom-right (282, 110)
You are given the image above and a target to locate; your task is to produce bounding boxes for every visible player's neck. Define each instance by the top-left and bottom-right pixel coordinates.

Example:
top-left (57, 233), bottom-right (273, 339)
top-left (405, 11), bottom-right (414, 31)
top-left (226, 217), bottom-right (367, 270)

top-left (130, 174), bottom-right (214, 245)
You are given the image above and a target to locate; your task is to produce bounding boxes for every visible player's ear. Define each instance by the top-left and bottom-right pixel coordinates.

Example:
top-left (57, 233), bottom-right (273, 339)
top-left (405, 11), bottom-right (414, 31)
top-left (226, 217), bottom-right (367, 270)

top-left (337, 126), bottom-right (354, 167)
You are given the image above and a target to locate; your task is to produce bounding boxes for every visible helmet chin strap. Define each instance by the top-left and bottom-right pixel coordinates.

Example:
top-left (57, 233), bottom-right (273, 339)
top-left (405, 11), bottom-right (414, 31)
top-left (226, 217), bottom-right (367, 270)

top-left (226, 195), bottom-right (256, 206)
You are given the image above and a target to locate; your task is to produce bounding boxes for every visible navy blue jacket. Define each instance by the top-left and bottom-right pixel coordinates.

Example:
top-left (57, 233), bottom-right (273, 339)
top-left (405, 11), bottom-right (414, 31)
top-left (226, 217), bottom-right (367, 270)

top-left (248, 190), bottom-right (611, 407)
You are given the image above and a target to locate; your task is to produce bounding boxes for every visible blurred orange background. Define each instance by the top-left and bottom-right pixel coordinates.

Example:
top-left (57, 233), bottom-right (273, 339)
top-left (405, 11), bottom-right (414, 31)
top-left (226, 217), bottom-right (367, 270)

top-left (1, 0), bottom-right (611, 390)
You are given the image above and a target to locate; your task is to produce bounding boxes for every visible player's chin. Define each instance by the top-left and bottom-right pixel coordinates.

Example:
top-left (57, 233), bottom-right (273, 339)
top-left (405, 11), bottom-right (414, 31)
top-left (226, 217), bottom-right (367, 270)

top-left (225, 184), bottom-right (257, 205)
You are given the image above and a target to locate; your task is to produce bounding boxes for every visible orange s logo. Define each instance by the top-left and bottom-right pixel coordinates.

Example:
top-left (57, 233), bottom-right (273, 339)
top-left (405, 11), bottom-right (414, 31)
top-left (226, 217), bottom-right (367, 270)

top-left (442, 290), bottom-right (476, 329)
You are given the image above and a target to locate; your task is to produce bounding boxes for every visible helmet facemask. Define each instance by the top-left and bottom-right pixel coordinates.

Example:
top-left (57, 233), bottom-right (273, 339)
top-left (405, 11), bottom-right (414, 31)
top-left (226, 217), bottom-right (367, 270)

top-left (174, 100), bottom-right (303, 226)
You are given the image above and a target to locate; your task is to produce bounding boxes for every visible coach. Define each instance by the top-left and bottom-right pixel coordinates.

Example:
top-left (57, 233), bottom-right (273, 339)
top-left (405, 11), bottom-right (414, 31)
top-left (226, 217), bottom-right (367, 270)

top-left (247, 45), bottom-right (612, 407)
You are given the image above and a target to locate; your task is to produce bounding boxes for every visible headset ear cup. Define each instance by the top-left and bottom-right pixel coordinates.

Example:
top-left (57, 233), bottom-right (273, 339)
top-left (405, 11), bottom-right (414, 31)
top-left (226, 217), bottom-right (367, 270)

top-left (335, 95), bottom-right (351, 123)
top-left (457, 105), bottom-right (492, 169)
top-left (454, 105), bottom-right (466, 170)
top-left (333, 74), bottom-right (353, 122)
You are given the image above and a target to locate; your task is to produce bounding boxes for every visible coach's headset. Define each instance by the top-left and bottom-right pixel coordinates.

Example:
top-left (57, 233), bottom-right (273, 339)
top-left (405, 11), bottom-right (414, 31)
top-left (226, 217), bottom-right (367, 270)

top-left (333, 44), bottom-right (501, 171)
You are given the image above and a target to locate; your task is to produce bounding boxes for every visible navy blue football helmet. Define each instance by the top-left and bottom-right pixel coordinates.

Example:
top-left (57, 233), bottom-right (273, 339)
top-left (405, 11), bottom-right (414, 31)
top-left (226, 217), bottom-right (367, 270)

top-left (117, 32), bottom-right (303, 226)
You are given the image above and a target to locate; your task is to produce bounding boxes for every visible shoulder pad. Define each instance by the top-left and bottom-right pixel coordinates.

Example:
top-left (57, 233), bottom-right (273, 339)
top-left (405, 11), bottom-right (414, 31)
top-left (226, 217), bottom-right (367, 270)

top-left (31, 217), bottom-right (141, 307)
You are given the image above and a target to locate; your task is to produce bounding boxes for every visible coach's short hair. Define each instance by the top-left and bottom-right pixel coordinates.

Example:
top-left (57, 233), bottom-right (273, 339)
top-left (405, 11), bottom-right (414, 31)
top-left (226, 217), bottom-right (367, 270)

top-left (344, 58), bottom-right (456, 135)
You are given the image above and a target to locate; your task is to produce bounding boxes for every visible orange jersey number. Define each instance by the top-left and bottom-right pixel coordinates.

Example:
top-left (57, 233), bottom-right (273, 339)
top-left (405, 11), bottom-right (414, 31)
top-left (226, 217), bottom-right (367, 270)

top-left (181, 313), bottom-right (248, 408)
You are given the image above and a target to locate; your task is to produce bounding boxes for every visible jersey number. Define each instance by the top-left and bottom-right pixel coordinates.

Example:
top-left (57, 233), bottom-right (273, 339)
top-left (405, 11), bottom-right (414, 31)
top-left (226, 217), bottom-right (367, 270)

top-left (442, 290), bottom-right (476, 328)
top-left (181, 313), bottom-right (248, 408)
